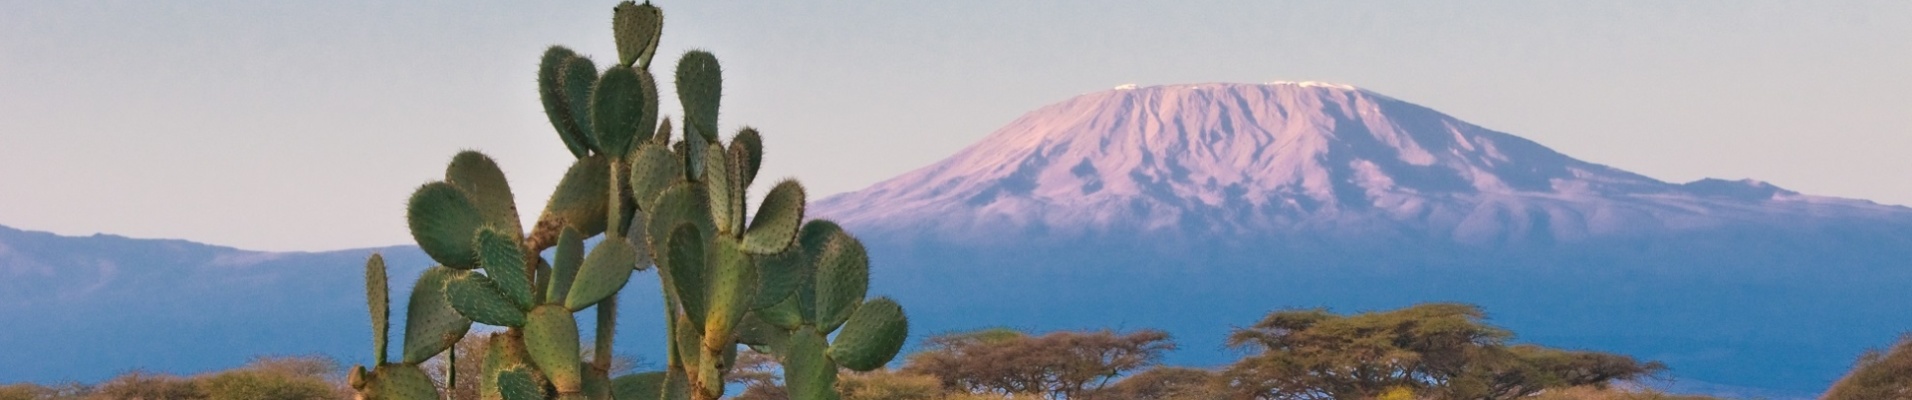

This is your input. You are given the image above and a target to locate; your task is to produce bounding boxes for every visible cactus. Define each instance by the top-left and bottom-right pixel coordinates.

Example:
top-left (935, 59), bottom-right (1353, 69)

top-left (349, 2), bottom-right (907, 400)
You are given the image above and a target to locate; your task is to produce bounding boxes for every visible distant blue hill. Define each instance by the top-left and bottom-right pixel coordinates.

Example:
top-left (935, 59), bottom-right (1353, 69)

top-left (0, 225), bottom-right (671, 383)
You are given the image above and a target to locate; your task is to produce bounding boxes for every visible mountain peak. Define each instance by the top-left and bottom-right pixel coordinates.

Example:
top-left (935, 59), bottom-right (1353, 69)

top-left (814, 82), bottom-right (1904, 244)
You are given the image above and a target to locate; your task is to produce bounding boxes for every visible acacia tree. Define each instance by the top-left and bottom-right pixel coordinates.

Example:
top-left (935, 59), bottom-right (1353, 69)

top-left (902, 328), bottom-right (1175, 400)
top-left (1220, 303), bottom-right (1662, 400)
top-left (1095, 367), bottom-right (1223, 400)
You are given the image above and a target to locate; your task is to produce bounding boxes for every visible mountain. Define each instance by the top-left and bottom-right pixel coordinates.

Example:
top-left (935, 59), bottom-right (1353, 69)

top-left (817, 82), bottom-right (1906, 244)
top-left (0, 225), bottom-right (667, 383)
top-left (812, 82), bottom-right (1912, 396)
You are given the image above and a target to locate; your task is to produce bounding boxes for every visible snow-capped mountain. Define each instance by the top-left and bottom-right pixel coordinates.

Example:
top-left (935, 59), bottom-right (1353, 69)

top-left (814, 82), bottom-right (1906, 245)
top-left (804, 82), bottom-right (1912, 396)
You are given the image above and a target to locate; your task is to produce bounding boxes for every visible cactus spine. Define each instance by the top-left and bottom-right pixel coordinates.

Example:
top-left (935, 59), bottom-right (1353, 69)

top-left (350, 3), bottom-right (908, 400)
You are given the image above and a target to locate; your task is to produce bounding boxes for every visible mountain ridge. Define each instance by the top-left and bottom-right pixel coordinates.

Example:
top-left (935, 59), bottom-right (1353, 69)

top-left (814, 82), bottom-right (1908, 246)
top-left (801, 81), bottom-right (1912, 394)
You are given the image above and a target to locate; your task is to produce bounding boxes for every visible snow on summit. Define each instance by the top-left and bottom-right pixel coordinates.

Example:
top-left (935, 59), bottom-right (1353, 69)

top-left (812, 83), bottom-right (1907, 245)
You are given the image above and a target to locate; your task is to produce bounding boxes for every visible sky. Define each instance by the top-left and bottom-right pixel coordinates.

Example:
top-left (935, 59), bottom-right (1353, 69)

top-left (2, 1), bottom-right (1909, 252)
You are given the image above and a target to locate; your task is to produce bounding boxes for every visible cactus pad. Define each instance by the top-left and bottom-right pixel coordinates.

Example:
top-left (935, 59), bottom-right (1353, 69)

top-left (365, 254), bottom-right (391, 365)
top-left (476, 228), bottom-right (535, 309)
top-left (533, 155), bottom-right (611, 249)
top-left (547, 227), bottom-right (586, 305)
top-left (407, 182), bottom-right (485, 269)
top-left (754, 294), bottom-right (804, 331)
top-left (727, 128), bottom-right (763, 187)
top-left (780, 328), bottom-right (841, 400)
top-left (674, 51), bottom-right (723, 143)
top-left (613, 1), bottom-right (664, 68)
top-left (750, 246), bottom-right (803, 312)
top-left (664, 224), bottom-right (708, 329)
top-left (445, 271), bottom-right (528, 327)
top-left (808, 221), bottom-right (870, 332)
top-left (741, 180), bottom-right (805, 254)
top-left (539, 46), bottom-right (590, 158)
top-left (704, 237), bottom-right (757, 343)
top-left (652, 117), bottom-right (673, 146)
top-left (565, 236), bottom-right (639, 311)
top-left (446, 151), bottom-right (524, 238)
top-left (590, 66), bottom-right (655, 159)
top-left (363, 363), bottom-right (442, 400)
top-left (561, 56), bottom-right (601, 154)
top-left (402, 266), bottom-right (472, 364)
top-left (478, 333), bottom-right (513, 400)
top-left (497, 364), bottom-right (549, 400)
top-left (698, 144), bottom-right (736, 233)
top-left (628, 144), bottom-right (683, 211)
top-left (525, 304), bottom-right (585, 393)
top-left (827, 296), bottom-right (908, 371)
top-left (611, 371), bottom-right (667, 400)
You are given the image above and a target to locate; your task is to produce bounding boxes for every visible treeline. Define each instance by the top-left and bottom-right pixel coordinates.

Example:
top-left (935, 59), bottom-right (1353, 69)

top-left (4, 303), bottom-right (1743, 400)
top-left (730, 303), bottom-right (1712, 400)
top-left (0, 356), bottom-right (349, 400)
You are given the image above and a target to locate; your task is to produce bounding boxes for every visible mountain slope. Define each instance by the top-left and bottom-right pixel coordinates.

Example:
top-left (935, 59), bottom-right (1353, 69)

top-left (811, 82), bottom-right (1912, 396)
top-left (817, 82), bottom-right (1905, 246)
top-left (0, 225), bottom-right (666, 383)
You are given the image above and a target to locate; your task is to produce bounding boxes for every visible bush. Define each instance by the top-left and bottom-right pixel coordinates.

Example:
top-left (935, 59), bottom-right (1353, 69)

top-left (1824, 334), bottom-right (1912, 400)
top-left (839, 371), bottom-right (943, 400)
top-left (1090, 367), bottom-right (1221, 400)
top-left (903, 328), bottom-right (1174, 399)
top-left (92, 370), bottom-right (202, 400)
top-left (196, 355), bottom-right (345, 400)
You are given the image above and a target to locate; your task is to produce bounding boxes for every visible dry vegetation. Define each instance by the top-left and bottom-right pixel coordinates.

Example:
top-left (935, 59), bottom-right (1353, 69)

top-left (0, 356), bottom-right (349, 400)
top-left (1822, 334), bottom-right (1912, 400)
top-left (21, 304), bottom-right (1863, 400)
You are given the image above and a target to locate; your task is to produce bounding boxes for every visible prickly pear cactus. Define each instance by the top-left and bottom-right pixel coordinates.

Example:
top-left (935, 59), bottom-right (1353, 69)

top-left (350, 2), bottom-right (907, 400)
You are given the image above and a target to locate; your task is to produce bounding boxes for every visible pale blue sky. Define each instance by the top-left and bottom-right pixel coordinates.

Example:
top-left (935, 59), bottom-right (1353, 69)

top-left (3, 1), bottom-right (1909, 251)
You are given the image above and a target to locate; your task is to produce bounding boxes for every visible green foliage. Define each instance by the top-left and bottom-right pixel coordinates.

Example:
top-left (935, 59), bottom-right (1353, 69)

top-left (348, 3), bottom-right (907, 400)
top-left (902, 328), bottom-right (1174, 399)
top-left (1824, 334), bottom-right (1912, 400)
top-left (1220, 303), bottom-right (1664, 400)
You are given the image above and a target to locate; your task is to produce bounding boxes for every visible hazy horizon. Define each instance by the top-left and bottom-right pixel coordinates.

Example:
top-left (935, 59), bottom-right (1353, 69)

top-left (4, 1), bottom-right (1909, 251)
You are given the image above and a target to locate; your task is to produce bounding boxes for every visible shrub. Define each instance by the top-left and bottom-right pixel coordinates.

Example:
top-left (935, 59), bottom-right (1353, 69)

top-left (903, 328), bottom-right (1174, 399)
top-left (91, 371), bottom-right (202, 400)
top-left (196, 355), bottom-right (345, 400)
top-left (1823, 334), bottom-right (1912, 400)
